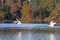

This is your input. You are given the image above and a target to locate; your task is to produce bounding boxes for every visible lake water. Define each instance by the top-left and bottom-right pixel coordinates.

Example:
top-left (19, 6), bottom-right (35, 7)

top-left (0, 30), bottom-right (60, 40)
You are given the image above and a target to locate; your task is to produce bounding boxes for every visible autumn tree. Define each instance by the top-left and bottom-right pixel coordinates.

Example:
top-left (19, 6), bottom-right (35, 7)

top-left (39, 0), bottom-right (56, 11)
top-left (21, 1), bottom-right (32, 23)
top-left (38, 0), bottom-right (56, 23)
top-left (45, 3), bottom-right (60, 23)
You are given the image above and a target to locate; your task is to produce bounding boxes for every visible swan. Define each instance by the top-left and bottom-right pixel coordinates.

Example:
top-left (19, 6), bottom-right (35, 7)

top-left (49, 21), bottom-right (56, 27)
top-left (14, 18), bottom-right (21, 24)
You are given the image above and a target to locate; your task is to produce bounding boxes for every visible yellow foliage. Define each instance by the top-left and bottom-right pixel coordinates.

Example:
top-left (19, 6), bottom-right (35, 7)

top-left (0, 12), bottom-right (4, 18)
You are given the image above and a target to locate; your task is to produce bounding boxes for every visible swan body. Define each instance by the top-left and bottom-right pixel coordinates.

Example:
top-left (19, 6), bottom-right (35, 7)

top-left (49, 21), bottom-right (56, 27)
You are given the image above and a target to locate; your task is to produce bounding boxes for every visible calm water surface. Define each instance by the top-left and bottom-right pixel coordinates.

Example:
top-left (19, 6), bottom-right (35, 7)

top-left (0, 30), bottom-right (60, 40)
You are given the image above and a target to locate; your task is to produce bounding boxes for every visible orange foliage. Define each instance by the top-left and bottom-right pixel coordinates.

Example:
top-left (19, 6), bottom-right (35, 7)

top-left (0, 11), bottom-right (5, 20)
top-left (44, 3), bottom-right (60, 22)
top-left (21, 2), bottom-right (32, 23)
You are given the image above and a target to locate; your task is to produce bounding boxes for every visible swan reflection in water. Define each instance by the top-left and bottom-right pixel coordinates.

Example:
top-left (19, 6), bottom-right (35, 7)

top-left (50, 33), bottom-right (56, 40)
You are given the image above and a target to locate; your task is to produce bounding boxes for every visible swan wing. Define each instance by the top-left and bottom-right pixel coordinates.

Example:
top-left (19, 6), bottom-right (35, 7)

top-left (16, 18), bottom-right (21, 24)
top-left (14, 21), bottom-right (17, 23)
top-left (53, 22), bottom-right (56, 25)
top-left (50, 21), bottom-right (53, 24)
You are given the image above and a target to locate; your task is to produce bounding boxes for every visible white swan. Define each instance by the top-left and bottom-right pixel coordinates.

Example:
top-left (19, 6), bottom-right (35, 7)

top-left (14, 18), bottom-right (21, 24)
top-left (49, 21), bottom-right (56, 27)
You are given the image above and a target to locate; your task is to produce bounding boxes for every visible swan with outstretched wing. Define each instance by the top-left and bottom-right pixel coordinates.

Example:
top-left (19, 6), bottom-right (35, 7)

top-left (49, 21), bottom-right (56, 27)
top-left (14, 18), bottom-right (21, 24)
